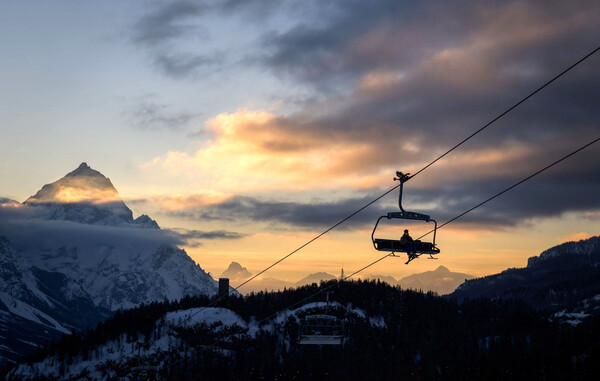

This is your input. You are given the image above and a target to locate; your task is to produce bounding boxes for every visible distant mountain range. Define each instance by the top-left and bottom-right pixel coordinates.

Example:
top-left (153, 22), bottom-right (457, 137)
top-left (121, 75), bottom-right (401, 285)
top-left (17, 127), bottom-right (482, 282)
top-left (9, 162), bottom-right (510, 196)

top-left (0, 163), bottom-right (218, 364)
top-left (397, 265), bottom-right (474, 295)
top-left (222, 261), bottom-right (473, 295)
top-left (450, 235), bottom-right (600, 314)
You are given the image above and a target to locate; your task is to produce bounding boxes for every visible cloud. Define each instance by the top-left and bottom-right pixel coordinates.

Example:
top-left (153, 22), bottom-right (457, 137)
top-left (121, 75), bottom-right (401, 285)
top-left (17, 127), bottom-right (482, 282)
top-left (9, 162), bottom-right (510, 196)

top-left (139, 0), bottom-right (599, 231)
top-left (126, 192), bottom-right (233, 212)
top-left (132, 1), bottom-right (218, 78)
top-left (144, 110), bottom-right (401, 192)
top-left (0, 205), bottom-right (180, 254)
top-left (132, 1), bottom-right (206, 46)
top-left (128, 100), bottom-right (197, 130)
top-left (0, 202), bottom-right (244, 254)
top-left (261, 1), bottom-right (599, 88)
top-left (0, 197), bottom-right (20, 206)
top-left (153, 52), bottom-right (219, 79)
top-left (158, 146), bottom-right (600, 231)
top-left (184, 194), bottom-right (389, 229)
top-left (166, 227), bottom-right (246, 247)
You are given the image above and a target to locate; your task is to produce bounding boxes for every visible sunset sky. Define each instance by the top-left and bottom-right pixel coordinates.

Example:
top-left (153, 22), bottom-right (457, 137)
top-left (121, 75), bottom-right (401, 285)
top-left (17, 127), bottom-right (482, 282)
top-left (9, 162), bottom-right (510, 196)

top-left (1, 0), bottom-right (599, 283)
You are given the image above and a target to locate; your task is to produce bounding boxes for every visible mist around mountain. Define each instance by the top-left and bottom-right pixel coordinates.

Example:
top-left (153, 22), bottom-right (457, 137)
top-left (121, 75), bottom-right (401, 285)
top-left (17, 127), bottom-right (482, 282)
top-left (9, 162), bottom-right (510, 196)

top-left (451, 235), bottom-right (600, 314)
top-left (0, 163), bottom-right (221, 364)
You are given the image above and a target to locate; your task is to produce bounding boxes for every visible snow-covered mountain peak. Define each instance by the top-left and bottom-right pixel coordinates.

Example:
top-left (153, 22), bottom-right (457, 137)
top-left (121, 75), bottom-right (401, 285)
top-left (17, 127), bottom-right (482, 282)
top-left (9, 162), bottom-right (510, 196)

top-left (25, 163), bottom-right (121, 206)
top-left (22, 163), bottom-right (141, 226)
top-left (65, 162), bottom-right (103, 178)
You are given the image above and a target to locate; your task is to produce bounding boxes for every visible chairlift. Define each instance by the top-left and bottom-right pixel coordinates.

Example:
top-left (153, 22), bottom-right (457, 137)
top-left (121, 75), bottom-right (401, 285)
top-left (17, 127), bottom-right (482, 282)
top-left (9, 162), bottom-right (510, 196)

top-left (371, 171), bottom-right (440, 264)
top-left (298, 314), bottom-right (345, 345)
top-left (298, 292), bottom-right (345, 345)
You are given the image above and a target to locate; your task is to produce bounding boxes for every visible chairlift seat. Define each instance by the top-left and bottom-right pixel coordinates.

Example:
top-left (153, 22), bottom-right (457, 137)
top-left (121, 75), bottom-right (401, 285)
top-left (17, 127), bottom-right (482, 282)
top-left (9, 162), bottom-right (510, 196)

top-left (299, 314), bottom-right (345, 345)
top-left (373, 239), bottom-right (440, 255)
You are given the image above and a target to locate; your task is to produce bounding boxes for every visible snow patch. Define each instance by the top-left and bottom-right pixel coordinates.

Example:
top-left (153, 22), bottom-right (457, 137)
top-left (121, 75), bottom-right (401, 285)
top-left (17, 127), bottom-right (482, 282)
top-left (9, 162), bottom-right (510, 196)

top-left (0, 293), bottom-right (70, 334)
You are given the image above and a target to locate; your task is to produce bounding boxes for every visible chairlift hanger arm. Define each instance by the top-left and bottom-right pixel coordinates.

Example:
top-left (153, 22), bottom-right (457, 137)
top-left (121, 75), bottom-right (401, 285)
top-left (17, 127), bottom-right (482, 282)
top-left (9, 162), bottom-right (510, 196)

top-left (394, 171), bottom-right (413, 212)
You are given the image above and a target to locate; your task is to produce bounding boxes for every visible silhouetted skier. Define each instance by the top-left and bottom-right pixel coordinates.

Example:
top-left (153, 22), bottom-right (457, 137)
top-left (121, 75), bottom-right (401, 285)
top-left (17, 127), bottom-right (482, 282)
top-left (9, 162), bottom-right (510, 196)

top-left (400, 229), bottom-right (416, 264)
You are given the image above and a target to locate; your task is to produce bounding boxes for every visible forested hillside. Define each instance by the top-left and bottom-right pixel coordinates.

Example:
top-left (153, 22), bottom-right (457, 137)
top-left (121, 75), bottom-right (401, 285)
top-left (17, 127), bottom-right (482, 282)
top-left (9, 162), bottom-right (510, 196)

top-left (4, 280), bottom-right (600, 380)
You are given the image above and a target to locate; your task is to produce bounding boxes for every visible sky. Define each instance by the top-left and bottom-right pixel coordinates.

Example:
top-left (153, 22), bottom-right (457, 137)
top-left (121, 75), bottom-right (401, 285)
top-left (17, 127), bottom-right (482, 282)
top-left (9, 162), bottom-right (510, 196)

top-left (1, 0), bottom-right (599, 284)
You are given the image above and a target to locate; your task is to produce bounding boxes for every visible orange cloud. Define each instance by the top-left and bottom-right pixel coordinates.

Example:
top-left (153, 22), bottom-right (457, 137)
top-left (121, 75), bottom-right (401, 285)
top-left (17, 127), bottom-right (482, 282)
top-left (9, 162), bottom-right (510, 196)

top-left (357, 70), bottom-right (405, 93)
top-left (144, 110), bottom-right (402, 192)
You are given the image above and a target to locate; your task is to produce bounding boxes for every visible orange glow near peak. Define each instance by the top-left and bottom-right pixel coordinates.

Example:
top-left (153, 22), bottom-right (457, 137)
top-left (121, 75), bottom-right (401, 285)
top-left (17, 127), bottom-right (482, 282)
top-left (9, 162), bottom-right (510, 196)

top-left (52, 186), bottom-right (121, 205)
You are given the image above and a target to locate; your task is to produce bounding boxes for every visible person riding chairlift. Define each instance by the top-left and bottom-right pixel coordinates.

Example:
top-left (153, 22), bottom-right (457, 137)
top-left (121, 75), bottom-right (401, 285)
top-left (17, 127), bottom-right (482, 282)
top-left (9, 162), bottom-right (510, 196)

top-left (400, 229), bottom-right (416, 262)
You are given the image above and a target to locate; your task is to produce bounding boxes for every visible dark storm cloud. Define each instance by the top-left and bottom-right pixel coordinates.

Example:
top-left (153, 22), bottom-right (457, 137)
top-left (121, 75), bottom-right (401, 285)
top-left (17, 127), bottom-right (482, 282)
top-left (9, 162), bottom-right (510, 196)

top-left (130, 0), bottom-right (599, 229)
top-left (241, 0), bottom-right (600, 202)
top-left (261, 0), bottom-right (425, 84)
top-left (163, 140), bottom-right (600, 231)
top-left (129, 100), bottom-right (197, 130)
top-left (255, 0), bottom-right (599, 140)
top-left (167, 194), bottom-right (391, 230)
top-left (417, 154), bottom-right (600, 228)
top-left (261, 0), bottom-right (599, 86)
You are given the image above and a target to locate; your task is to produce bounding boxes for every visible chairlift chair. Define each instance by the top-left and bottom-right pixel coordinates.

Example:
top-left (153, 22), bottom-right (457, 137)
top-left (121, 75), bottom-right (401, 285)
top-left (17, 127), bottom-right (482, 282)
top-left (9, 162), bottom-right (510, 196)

top-left (298, 314), bottom-right (345, 345)
top-left (371, 171), bottom-right (440, 263)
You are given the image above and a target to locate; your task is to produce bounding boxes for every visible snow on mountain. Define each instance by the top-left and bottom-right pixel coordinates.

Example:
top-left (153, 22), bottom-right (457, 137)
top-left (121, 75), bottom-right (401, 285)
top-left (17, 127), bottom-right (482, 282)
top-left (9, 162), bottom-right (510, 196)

top-left (0, 236), bottom-right (71, 333)
top-left (0, 163), bottom-right (220, 364)
top-left (164, 307), bottom-right (247, 329)
top-left (271, 301), bottom-right (387, 329)
top-left (10, 163), bottom-right (219, 310)
top-left (7, 302), bottom-right (386, 380)
top-left (0, 236), bottom-right (109, 364)
top-left (133, 214), bottom-right (160, 229)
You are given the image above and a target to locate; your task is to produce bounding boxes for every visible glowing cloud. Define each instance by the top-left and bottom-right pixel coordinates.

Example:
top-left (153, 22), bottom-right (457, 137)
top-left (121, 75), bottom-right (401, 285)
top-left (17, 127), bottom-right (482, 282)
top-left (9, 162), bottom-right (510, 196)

top-left (144, 110), bottom-right (400, 192)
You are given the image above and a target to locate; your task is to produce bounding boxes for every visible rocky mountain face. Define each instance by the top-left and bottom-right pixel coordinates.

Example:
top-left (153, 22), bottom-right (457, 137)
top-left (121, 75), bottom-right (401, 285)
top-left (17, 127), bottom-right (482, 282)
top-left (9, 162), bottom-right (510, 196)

top-left (450, 236), bottom-right (600, 314)
top-left (0, 236), bottom-right (111, 364)
top-left (0, 163), bottom-right (218, 364)
top-left (220, 261), bottom-right (252, 280)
